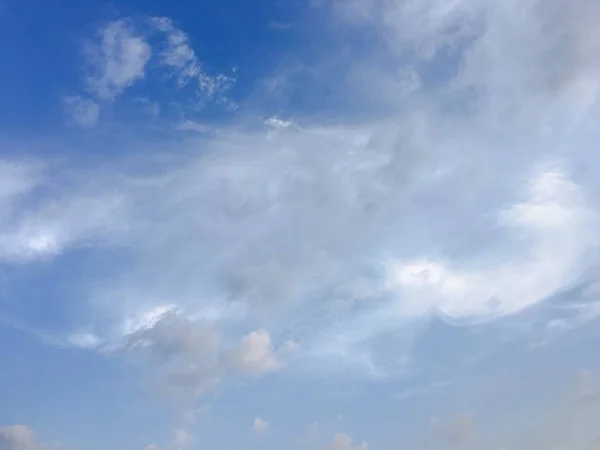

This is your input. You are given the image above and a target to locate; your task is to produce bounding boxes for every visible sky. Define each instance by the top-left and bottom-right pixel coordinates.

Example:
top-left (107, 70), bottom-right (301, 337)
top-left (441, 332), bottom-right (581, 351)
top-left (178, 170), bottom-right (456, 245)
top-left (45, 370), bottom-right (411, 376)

top-left (1, 0), bottom-right (600, 449)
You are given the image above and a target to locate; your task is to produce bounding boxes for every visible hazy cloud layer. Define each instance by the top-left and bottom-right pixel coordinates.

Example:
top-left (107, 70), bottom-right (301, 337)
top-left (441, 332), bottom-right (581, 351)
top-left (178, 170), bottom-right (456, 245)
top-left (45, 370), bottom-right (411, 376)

top-left (3, 0), bottom-right (600, 448)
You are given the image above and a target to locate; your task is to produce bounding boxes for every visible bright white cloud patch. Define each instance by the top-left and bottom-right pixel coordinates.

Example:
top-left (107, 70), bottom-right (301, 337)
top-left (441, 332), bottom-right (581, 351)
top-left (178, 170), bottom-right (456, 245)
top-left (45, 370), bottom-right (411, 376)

top-left (83, 19), bottom-right (151, 100)
top-left (0, 161), bottom-right (128, 263)
top-left (151, 17), bottom-right (200, 87)
top-left (387, 168), bottom-right (597, 322)
top-left (232, 331), bottom-right (280, 375)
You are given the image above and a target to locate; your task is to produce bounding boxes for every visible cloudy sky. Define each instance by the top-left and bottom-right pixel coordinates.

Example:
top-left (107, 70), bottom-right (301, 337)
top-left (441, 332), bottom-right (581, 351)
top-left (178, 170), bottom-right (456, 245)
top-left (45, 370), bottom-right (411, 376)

top-left (1, 0), bottom-right (600, 449)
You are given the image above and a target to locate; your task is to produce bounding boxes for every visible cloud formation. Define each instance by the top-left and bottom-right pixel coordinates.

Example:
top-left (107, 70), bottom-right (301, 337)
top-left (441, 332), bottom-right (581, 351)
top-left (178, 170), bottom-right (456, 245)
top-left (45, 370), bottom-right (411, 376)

top-left (62, 95), bottom-right (100, 127)
top-left (326, 433), bottom-right (369, 450)
top-left (252, 417), bottom-right (270, 434)
top-left (230, 331), bottom-right (280, 375)
top-left (2, 0), bottom-right (600, 425)
top-left (0, 426), bottom-right (40, 450)
top-left (121, 312), bottom-right (284, 400)
top-left (83, 19), bottom-right (151, 100)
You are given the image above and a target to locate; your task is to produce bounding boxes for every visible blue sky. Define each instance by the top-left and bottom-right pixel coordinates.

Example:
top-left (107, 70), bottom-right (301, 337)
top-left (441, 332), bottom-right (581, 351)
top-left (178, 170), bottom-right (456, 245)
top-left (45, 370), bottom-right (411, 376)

top-left (2, 0), bottom-right (600, 449)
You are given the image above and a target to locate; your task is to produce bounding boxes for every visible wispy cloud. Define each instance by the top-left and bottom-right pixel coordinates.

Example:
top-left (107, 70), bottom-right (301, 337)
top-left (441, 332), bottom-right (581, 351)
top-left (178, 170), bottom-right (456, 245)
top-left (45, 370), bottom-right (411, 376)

top-left (62, 95), bottom-right (100, 127)
top-left (151, 17), bottom-right (201, 87)
top-left (82, 19), bottom-right (151, 101)
top-left (3, 0), bottom-right (600, 418)
top-left (150, 17), bottom-right (236, 108)
top-left (63, 17), bottom-right (236, 128)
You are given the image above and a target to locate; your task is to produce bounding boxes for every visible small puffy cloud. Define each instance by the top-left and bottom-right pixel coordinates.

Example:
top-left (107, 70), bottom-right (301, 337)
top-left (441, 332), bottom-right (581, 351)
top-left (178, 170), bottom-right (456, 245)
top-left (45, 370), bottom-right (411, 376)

top-left (326, 433), bottom-right (369, 450)
top-left (231, 330), bottom-right (281, 375)
top-left (0, 425), bottom-right (40, 450)
top-left (252, 417), bottom-right (270, 434)
top-left (83, 19), bottom-right (151, 100)
top-left (62, 95), bottom-right (100, 127)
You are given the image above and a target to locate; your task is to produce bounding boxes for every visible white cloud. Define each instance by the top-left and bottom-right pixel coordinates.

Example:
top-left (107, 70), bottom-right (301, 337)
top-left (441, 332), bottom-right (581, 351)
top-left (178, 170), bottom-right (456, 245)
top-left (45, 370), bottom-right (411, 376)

top-left (62, 95), bottom-right (100, 127)
top-left (198, 73), bottom-right (235, 101)
top-left (115, 312), bottom-right (285, 400)
top-left (151, 17), bottom-right (200, 87)
top-left (326, 433), bottom-right (369, 450)
top-left (7, 0), bottom-right (600, 388)
top-left (7, 3), bottom-right (600, 450)
top-left (0, 426), bottom-right (40, 450)
top-left (387, 167), bottom-right (597, 322)
top-left (231, 331), bottom-right (281, 375)
top-left (265, 117), bottom-right (292, 128)
top-left (150, 17), bottom-right (236, 106)
top-left (332, 0), bottom-right (483, 58)
top-left (252, 417), bottom-right (270, 434)
top-left (328, 0), bottom-right (600, 126)
top-left (83, 20), bottom-right (151, 100)
top-left (0, 162), bottom-right (128, 263)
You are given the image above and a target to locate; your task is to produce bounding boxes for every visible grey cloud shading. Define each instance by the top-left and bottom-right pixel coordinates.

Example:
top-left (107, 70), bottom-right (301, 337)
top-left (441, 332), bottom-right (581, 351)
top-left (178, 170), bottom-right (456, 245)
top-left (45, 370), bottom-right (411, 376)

top-left (124, 312), bottom-right (282, 400)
